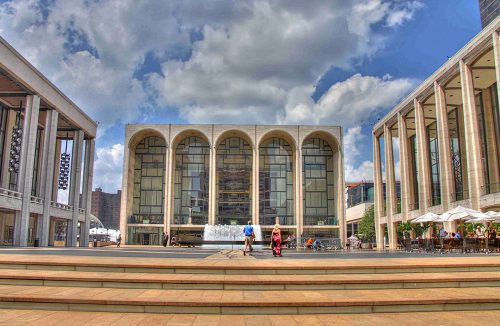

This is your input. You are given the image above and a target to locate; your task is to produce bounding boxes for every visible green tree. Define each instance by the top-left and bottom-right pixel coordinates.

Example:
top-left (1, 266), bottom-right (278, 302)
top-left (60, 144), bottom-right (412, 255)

top-left (358, 205), bottom-right (375, 242)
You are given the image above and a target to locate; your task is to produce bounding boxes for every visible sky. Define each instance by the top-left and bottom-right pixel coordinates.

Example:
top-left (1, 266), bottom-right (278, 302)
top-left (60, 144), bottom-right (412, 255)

top-left (0, 0), bottom-right (482, 193)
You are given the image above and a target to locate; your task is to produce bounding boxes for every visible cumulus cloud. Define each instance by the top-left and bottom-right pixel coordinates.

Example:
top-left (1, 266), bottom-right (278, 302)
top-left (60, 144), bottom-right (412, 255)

top-left (93, 144), bottom-right (124, 192)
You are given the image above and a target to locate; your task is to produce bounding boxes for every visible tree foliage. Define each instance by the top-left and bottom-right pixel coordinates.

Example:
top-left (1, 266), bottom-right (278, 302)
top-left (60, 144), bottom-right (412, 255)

top-left (358, 205), bottom-right (375, 242)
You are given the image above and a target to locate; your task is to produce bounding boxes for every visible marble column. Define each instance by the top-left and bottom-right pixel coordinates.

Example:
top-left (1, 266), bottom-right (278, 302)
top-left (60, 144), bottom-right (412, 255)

top-left (40, 110), bottom-right (58, 247)
top-left (294, 146), bottom-right (304, 238)
top-left (165, 146), bottom-right (173, 239)
top-left (67, 130), bottom-right (84, 247)
top-left (252, 148), bottom-right (259, 225)
top-left (81, 138), bottom-right (95, 247)
top-left (208, 145), bottom-right (215, 225)
top-left (335, 143), bottom-right (346, 244)
top-left (373, 133), bottom-right (384, 249)
top-left (414, 99), bottom-right (432, 212)
top-left (384, 124), bottom-right (397, 249)
top-left (14, 95), bottom-right (40, 247)
top-left (482, 90), bottom-right (500, 191)
top-left (492, 31), bottom-right (500, 192)
top-left (460, 60), bottom-right (484, 210)
top-left (398, 113), bottom-right (410, 219)
top-left (434, 82), bottom-right (454, 209)
top-left (119, 143), bottom-right (132, 244)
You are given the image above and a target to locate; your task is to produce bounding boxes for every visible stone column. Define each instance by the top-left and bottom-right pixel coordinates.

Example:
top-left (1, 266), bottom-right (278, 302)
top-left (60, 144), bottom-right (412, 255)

top-left (335, 142), bottom-right (346, 244)
top-left (119, 143), bottom-right (131, 244)
top-left (491, 31), bottom-right (500, 192)
top-left (208, 145), bottom-right (215, 225)
top-left (414, 99), bottom-right (432, 212)
top-left (67, 130), bottom-right (84, 247)
top-left (165, 146), bottom-right (173, 238)
top-left (398, 113), bottom-right (410, 219)
top-left (384, 124), bottom-right (397, 249)
top-left (373, 133), bottom-right (384, 249)
top-left (434, 82), bottom-right (454, 209)
top-left (81, 138), bottom-right (95, 247)
top-left (460, 60), bottom-right (484, 210)
top-left (295, 147), bottom-right (303, 239)
top-left (210, 145), bottom-right (217, 225)
top-left (1, 110), bottom-right (16, 189)
top-left (13, 95), bottom-right (40, 246)
top-left (253, 148), bottom-right (259, 225)
top-left (40, 110), bottom-right (58, 247)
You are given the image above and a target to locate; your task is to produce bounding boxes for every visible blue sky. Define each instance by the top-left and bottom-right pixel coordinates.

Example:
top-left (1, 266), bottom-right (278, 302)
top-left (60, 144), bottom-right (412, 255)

top-left (0, 0), bottom-right (482, 192)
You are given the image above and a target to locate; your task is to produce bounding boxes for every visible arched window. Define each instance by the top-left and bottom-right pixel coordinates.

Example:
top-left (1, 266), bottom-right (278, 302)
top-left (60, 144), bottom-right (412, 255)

top-left (302, 138), bottom-right (336, 226)
top-left (131, 136), bottom-right (166, 225)
top-left (259, 137), bottom-right (294, 225)
top-left (216, 137), bottom-right (252, 225)
top-left (173, 136), bottom-right (210, 225)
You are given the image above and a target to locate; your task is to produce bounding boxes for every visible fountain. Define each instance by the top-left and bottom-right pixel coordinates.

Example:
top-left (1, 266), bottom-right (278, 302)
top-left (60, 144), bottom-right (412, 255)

top-left (203, 224), bottom-right (263, 242)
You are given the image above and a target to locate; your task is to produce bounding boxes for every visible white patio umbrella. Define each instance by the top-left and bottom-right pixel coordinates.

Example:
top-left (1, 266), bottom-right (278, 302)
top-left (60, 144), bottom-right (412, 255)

top-left (437, 206), bottom-right (490, 222)
top-left (466, 211), bottom-right (500, 223)
top-left (411, 212), bottom-right (440, 223)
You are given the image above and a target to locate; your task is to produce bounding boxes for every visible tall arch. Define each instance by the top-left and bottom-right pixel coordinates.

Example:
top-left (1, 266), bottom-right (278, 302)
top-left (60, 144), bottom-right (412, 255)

top-left (216, 135), bottom-right (253, 225)
top-left (126, 131), bottom-right (167, 245)
top-left (172, 135), bottom-right (210, 225)
top-left (258, 137), bottom-right (294, 225)
top-left (300, 131), bottom-right (342, 239)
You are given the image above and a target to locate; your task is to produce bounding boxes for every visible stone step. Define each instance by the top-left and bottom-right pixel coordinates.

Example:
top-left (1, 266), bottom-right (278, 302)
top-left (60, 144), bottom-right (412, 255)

top-left (2, 308), bottom-right (500, 324)
top-left (0, 285), bottom-right (499, 314)
top-left (1, 254), bottom-right (500, 275)
top-left (1, 269), bottom-right (500, 290)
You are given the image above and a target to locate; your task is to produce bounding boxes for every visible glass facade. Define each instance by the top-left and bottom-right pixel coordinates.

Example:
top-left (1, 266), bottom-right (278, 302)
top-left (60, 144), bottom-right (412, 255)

top-left (259, 137), bottom-right (294, 226)
top-left (130, 136), bottom-right (166, 225)
top-left (0, 106), bottom-right (8, 185)
top-left (409, 134), bottom-right (419, 210)
top-left (448, 108), bottom-right (467, 200)
top-left (347, 183), bottom-right (374, 208)
top-left (173, 137), bottom-right (210, 225)
top-left (127, 226), bottom-right (162, 245)
top-left (426, 121), bottom-right (441, 206)
top-left (216, 137), bottom-right (252, 225)
top-left (302, 138), bottom-right (336, 226)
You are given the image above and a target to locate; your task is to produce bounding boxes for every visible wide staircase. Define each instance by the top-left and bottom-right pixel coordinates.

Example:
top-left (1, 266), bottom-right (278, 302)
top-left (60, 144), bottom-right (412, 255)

top-left (0, 253), bottom-right (500, 315)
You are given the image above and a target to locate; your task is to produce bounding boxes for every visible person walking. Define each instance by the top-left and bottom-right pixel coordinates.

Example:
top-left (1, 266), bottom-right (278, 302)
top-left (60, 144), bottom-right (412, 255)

top-left (271, 224), bottom-right (282, 257)
top-left (162, 232), bottom-right (169, 247)
top-left (243, 220), bottom-right (254, 256)
top-left (116, 234), bottom-right (122, 248)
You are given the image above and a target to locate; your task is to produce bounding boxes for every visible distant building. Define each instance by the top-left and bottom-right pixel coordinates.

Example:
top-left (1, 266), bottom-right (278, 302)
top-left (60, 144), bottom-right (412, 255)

top-left (91, 188), bottom-right (121, 229)
top-left (345, 181), bottom-right (400, 238)
top-left (479, 0), bottom-right (500, 28)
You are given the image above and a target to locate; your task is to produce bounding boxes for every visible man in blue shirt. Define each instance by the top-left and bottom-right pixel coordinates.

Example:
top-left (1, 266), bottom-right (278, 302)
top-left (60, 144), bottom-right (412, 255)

top-left (243, 221), bottom-right (254, 256)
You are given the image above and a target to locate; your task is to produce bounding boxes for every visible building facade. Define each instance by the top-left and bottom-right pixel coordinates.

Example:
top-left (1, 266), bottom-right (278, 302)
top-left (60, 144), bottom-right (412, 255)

top-left (91, 188), bottom-right (121, 229)
top-left (373, 17), bottom-right (500, 249)
top-left (480, 0), bottom-right (500, 29)
top-left (120, 124), bottom-right (345, 245)
top-left (346, 182), bottom-right (374, 238)
top-left (0, 37), bottom-right (97, 247)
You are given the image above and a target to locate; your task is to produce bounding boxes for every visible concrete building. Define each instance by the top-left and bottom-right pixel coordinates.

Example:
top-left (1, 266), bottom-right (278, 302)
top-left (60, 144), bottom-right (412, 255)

top-left (120, 124), bottom-right (345, 245)
top-left (0, 36), bottom-right (96, 247)
top-left (373, 17), bottom-right (500, 249)
top-left (91, 188), bottom-right (121, 229)
top-left (346, 182), bottom-right (374, 238)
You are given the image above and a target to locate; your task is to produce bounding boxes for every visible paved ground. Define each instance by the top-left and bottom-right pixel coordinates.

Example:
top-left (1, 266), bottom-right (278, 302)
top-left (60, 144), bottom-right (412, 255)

top-left (1, 309), bottom-right (500, 325)
top-left (0, 245), bottom-right (498, 260)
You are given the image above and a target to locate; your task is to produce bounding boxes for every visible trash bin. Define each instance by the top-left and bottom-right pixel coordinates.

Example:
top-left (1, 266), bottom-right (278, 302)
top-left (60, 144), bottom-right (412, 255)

top-left (34, 238), bottom-right (40, 247)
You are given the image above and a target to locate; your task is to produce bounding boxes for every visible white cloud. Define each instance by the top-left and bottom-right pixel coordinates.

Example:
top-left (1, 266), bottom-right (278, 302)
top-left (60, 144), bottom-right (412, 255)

top-left (281, 74), bottom-right (416, 128)
top-left (93, 144), bottom-right (124, 192)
